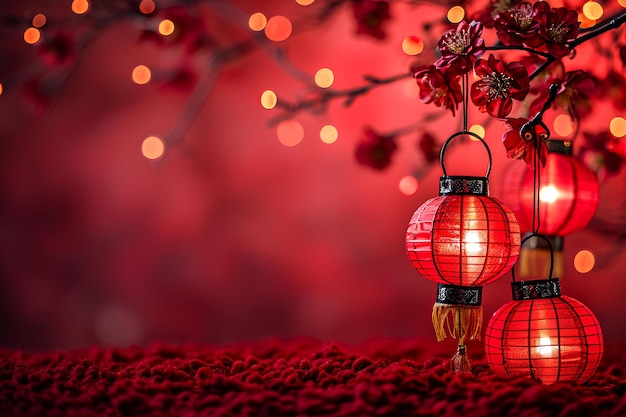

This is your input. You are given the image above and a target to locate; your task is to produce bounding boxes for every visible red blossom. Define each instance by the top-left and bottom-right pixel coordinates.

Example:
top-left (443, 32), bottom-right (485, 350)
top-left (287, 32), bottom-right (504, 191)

top-left (471, 0), bottom-right (524, 28)
top-left (435, 21), bottom-right (485, 75)
top-left (580, 131), bottom-right (623, 175)
top-left (471, 54), bottom-right (530, 118)
top-left (502, 117), bottom-right (548, 168)
top-left (412, 65), bottom-right (462, 115)
top-left (352, 0), bottom-right (391, 40)
top-left (494, 2), bottom-right (543, 47)
top-left (418, 132), bottom-right (440, 163)
top-left (535, 2), bottom-right (579, 59)
top-left (139, 5), bottom-right (212, 52)
top-left (355, 127), bottom-right (397, 170)
top-left (598, 70), bottom-right (626, 110)
top-left (36, 32), bottom-right (75, 67)
top-left (530, 70), bottom-right (595, 119)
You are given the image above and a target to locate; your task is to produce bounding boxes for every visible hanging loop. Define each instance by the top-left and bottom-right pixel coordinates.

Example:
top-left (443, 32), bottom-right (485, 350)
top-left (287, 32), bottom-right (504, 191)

top-left (511, 233), bottom-right (555, 282)
top-left (440, 131), bottom-right (492, 178)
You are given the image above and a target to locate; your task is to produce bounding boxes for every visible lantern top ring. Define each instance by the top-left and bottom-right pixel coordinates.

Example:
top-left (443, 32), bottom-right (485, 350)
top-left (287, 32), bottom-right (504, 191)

top-left (440, 130), bottom-right (492, 179)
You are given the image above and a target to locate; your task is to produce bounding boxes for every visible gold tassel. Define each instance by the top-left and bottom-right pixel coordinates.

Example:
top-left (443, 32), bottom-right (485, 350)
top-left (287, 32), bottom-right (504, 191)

top-left (431, 303), bottom-right (483, 343)
top-left (519, 247), bottom-right (563, 279)
top-left (451, 344), bottom-right (472, 373)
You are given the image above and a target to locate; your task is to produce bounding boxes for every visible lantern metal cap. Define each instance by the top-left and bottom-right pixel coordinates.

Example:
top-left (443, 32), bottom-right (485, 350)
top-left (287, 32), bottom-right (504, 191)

top-left (546, 139), bottom-right (573, 155)
top-left (511, 278), bottom-right (561, 300)
top-left (439, 176), bottom-right (489, 196)
top-left (436, 283), bottom-right (482, 306)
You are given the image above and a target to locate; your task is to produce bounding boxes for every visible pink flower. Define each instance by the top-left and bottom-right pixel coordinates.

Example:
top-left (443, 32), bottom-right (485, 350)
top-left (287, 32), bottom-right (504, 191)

top-left (435, 21), bottom-right (485, 75)
top-left (352, 0), bottom-right (391, 40)
top-left (502, 117), bottom-right (548, 168)
top-left (412, 65), bottom-right (462, 115)
top-left (355, 127), bottom-right (397, 170)
top-left (471, 54), bottom-right (530, 118)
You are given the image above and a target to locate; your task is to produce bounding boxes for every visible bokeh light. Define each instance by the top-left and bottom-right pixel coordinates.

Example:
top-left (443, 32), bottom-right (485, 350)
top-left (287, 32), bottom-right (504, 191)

top-left (320, 125), bottom-right (338, 144)
top-left (314, 68), bottom-right (334, 88)
top-left (469, 124), bottom-right (485, 140)
top-left (399, 176), bottom-right (419, 195)
top-left (23, 27), bottom-right (41, 45)
top-left (578, 12), bottom-right (596, 29)
top-left (582, 1), bottom-right (603, 20)
top-left (0, 83), bottom-right (3, 96)
top-left (620, 0), bottom-right (626, 8)
top-left (71, 0), bottom-right (89, 14)
top-left (610, 116), bottom-right (626, 138)
top-left (261, 90), bottom-right (277, 109)
top-left (296, 0), bottom-right (315, 5)
top-left (277, 120), bottom-right (304, 146)
top-left (142, 136), bottom-right (165, 160)
top-left (132, 65), bottom-right (152, 85)
top-left (553, 114), bottom-right (574, 137)
top-left (32, 13), bottom-right (47, 28)
top-left (265, 16), bottom-right (292, 42)
top-left (158, 19), bottom-right (175, 36)
top-left (139, 0), bottom-right (156, 14)
top-left (402, 36), bottom-right (424, 56)
top-left (248, 12), bottom-right (267, 31)
top-left (574, 250), bottom-right (595, 273)
top-left (447, 6), bottom-right (465, 23)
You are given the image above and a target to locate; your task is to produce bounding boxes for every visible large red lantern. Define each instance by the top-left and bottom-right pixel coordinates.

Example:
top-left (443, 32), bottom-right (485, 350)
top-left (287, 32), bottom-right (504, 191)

top-left (504, 140), bottom-right (599, 237)
top-left (406, 132), bottom-right (521, 352)
top-left (485, 277), bottom-right (603, 384)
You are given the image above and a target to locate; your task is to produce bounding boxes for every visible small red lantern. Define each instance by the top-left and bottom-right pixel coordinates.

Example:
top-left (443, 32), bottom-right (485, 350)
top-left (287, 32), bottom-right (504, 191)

top-left (485, 278), bottom-right (603, 384)
top-left (504, 140), bottom-right (599, 236)
top-left (406, 132), bottom-right (521, 353)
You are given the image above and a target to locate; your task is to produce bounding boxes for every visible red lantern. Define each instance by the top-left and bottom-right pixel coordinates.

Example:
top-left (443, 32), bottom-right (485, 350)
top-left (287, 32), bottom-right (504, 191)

top-left (485, 278), bottom-right (603, 384)
top-left (503, 140), bottom-right (599, 236)
top-left (406, 132), bottom-right (521, 349)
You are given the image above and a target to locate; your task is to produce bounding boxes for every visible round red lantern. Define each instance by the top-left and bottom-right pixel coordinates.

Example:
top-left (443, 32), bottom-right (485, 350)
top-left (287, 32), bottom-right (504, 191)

top-left (406, 132), bottom-right (521, 346)
top-left (504, 140), bottom-right (599, 236)
top-left (485, 278), bottom-right (603, 384)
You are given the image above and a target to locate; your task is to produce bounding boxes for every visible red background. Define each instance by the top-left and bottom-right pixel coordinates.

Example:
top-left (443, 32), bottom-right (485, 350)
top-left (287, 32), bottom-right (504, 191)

top-left (0, 0), bottom-right (624, 350)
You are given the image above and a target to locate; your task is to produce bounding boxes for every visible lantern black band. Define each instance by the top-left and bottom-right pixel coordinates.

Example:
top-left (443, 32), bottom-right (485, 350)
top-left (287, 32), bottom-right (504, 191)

top-left (436, 284), bottom-right (482, 306)
top-left (439, 176), bottom-right (489, 196)
top-left (511, 278), bottom-right (561, 300)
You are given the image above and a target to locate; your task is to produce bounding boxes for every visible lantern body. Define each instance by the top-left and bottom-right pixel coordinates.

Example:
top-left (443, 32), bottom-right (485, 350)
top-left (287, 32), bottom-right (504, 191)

top-left (505, 151), bottom-right (599, 236)
top-left (485, 287), bottom-right (603, 384)
top-left (406, 194), bottom-right (521, 286)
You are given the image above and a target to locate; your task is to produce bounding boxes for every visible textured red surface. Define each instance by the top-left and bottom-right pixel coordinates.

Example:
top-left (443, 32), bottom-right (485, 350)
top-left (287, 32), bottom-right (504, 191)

top-left (1, 338), bottom-right (625, 417)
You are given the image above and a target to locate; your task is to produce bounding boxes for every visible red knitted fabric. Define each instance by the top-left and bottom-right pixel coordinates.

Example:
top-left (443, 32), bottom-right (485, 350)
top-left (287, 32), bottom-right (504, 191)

top-left (1, 338), bottom-right (625, 417)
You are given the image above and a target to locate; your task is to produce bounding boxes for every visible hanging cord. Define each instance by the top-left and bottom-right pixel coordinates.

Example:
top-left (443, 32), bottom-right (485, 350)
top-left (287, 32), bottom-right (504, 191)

top-left (520, 83), bottom-right (560, 234)
top-left (462, 72), bottom-right (469, 133)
